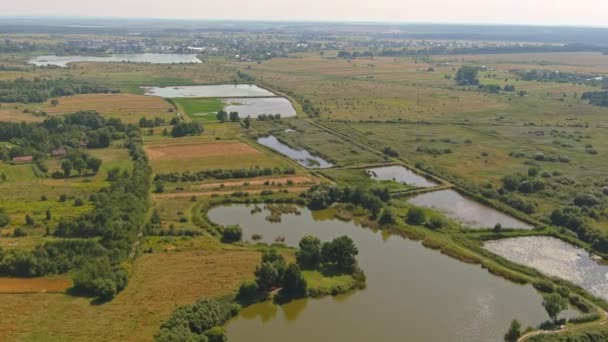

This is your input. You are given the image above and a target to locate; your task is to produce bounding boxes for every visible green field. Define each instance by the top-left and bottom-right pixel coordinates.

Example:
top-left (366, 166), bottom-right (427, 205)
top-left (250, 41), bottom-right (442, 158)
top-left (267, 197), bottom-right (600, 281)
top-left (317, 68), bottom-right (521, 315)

top-left (173, 97), bottom-right (224, 122)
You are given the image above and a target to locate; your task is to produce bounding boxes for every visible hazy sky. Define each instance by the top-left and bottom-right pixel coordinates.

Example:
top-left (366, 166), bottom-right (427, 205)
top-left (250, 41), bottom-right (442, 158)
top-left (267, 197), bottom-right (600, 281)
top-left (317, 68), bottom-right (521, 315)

top-left (4, 0), bottom-right (608, 27)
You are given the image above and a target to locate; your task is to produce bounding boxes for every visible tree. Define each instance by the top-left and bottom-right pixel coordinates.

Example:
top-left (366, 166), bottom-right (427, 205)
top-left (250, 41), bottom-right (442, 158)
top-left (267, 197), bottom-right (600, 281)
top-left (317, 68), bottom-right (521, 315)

top-left (455, 66), bottom-right (480, 86)
top-left (237, 280), bottom-right (259, 301)
top-left (50, 98), bottom-right (59, 106)
top-left (154, 180), bottom-right (165, 194)
top-left (296, 235), bottom-right (322, 269)
top-left (543, 293), bottom-right (568, 323)
top-left (61, 159), bottom-right (73, 177)
top-left (254, 261), bottom-right (280, 292)
top-left (229, 111), bottom-right (240, 122)
top-left (45, 209), bottom-right (52, 221)
top-left (281, 264), bottom-right (307, 297)
top-left (73, 158), bottom-right (86, 175)
top-left (321, 235), bottom-right (359, 274)
top-left (87, 157), bottom-right (102, 173)
top-left (216, 110), bottom-right (228, 123)
top-left (243, 116), bottom-right (251, 129)
top-left (504, 319), bottom-right (521, 342)
top-left (406, 207), bottom-right (426, 225)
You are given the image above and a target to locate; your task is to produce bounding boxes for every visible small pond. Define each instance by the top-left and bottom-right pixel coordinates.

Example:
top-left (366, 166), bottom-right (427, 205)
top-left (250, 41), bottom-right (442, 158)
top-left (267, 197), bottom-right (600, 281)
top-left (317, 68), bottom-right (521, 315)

top-left (142, 84), bottom-right (275, 98)
top-left (223, 97), bottom-right (296, 118)
top-left (485, 236), bottom-right (608, 300)
top-left (257, 135), bottom-right (333, 169)
top-left (408, 189), bottom-right (533, 229)
top-left (207, 204), bottom-right (575, 342)
top-left (366, 165), bottom-right (437, 188)
top-left (28, 53), bottom-right (201, 67)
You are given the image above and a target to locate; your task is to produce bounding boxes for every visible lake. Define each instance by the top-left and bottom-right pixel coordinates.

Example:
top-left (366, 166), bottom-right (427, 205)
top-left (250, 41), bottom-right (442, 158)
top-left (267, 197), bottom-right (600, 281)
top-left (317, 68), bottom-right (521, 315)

top-left (257, 136), bottom-right (333, 169)
top-left (28, 53), bottom-right (201, 67)
top-left (208, 204), bottom-right (574, 342)
top-left (223, 97), bottom-right (296, 118)
top-left (142, 84), bottom-right (275, 98)
top-left (408, 189), bottom-right (533, 229)
top-left (485, 236), bottom-right (608, 300)
top-left (366, 165), bottom-right (437, 188)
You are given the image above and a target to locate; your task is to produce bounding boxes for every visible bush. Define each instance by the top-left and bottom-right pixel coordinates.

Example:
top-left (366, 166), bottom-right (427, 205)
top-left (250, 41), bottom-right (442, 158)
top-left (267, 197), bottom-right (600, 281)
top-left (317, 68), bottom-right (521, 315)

top-left (237, 280), bottom-right (259, 302)
top-left (378, 209), bottom-right (397, 225)
top-left (13, 227), bottom-right (27, 237)
top-left (221, 225), bottom-right (242, 243)
top-left (0, 208), bottom-right (9, 227)
top-left (156, 298), bottom-right (229, 341)
top-left (533, 280), bottom-right (555, 293)
top-left (406, 207), bottom-right (426, 225)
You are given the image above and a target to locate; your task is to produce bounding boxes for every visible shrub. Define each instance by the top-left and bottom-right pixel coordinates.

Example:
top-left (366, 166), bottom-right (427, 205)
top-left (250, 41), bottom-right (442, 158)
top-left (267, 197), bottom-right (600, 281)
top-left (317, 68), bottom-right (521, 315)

top-left (0, 208), bottom-right (9, 227)
top-left (406, 207), bottom-right (426, 225)
top-left (221, 225), bottom-right (242, 243)
top-left (378, 209), bottom-right (397, 225)
top-left (236, 280), bottom-right (259, 302)
top-left (533, 280), bottom-right (555, 293)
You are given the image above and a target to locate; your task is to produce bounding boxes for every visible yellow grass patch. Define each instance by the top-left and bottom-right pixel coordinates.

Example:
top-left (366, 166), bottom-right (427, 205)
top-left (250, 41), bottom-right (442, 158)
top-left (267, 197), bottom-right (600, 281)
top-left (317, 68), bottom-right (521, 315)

top-left (0, 247), bottom-right (260, 341)
top-left (41, 93), bottom-right (174, 123)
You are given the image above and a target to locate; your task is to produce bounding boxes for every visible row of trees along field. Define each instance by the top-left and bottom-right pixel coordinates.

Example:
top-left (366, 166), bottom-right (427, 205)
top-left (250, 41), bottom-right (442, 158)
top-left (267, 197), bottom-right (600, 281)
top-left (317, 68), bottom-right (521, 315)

top-left (0, 77), bottom-right (116, 103)
top-left (0, 114), bottom-right (151, 301)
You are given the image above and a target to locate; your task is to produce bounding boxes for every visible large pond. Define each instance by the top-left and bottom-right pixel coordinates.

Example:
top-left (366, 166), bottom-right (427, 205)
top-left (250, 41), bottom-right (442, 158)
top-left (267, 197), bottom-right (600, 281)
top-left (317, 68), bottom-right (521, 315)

top-left (28, 53), bottom-right (201, 67)
top-left (366, 165), bottom-right (437, 188)
top-left (142, 84), bottom-right (275, 98)
top-left (485, 236), bottom-right (608, 300)
top-left (257, 136), bottom-right (333, 169)
top-left (208, 204), bottom-right (575, 342)
top-left (408, 189), bottom-right (533, 229)
top-left (223, 97), bottom-right (296, 118)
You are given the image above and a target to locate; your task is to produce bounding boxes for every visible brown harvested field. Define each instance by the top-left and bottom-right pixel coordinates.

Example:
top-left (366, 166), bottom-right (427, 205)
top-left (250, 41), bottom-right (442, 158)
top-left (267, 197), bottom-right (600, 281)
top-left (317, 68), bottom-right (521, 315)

top-left (146, 140), bottom-right (258, 160)
top-left (40, 93), bottom-right (174, 123)
top-left (145, 139), bottom-right (291, 173)
top-left (0, 247), bottom-right (260, 342)
top-left (0, 277), bottom-right (71, 294)
top-left (0, 108), bottom-right (43, 122)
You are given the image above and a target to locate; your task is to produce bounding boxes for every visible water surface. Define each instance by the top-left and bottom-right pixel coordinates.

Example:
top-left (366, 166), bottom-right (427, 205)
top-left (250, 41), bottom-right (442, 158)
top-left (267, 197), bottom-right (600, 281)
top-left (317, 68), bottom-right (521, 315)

top-left (223, 97), bottom-right (296, 118)
top-left (29, 53), bottom-right (201, 67)
top-left (366, 165), bottom-right (437, 188)
top-left (257, 136), bottom-right (333, 169)
top-left (485, 236), bottom-right (608, 300)
top-left (142, 84), bottom-right (275, 98)
top-left (208, 204), bottom-right (572, 342)
top-left (408, 189), bottom-right (533, 229)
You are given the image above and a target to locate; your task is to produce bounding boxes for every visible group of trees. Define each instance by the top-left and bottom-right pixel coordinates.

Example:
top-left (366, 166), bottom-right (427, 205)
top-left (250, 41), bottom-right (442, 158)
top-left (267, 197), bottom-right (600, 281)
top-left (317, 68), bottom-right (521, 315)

top-left (0, 111), bottom-right (120, 163)
top-left (297, 235), bottom-right (361, 274)
top-left (138, 116), bottom-right (166, 128)
top-left (517, 69), bottom-right (608, 88)
top-left (54, 151), bottom-right (102, 178)
top-left (581, 91), bottom-right (608, 107)
top-left (0, 124), bottom-right (152, 300)
top-left (455, 66), bottom-right (480, 86)
top-left (155, 298), bottom-right (230, 342)
top-left (301, 184), bottom-right (390, 217)
top-left (154, 167), bottom-right (295, 183)
top-left (237, 248), bottom-right (308, 302)
top-left (171, 122), bottom-right (203, 137)
top-left (216, 110), bottom-right (240, 123)
top-left (0, 77), bottom-right (115, 103)
top-left (256, 114), bottom-right (281, 121)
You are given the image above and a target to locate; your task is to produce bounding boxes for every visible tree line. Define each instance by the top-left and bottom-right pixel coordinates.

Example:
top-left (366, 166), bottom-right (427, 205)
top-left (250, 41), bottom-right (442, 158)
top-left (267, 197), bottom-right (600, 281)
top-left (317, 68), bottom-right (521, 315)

top-left (154, 167), bottom-right (295, 183)
top-left (0, 77), bottom-right (116, 103)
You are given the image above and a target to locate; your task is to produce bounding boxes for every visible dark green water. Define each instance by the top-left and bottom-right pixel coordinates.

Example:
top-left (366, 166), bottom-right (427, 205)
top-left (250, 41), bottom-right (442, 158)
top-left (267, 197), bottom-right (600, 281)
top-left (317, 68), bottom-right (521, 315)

top-left (208, 205), bottom-right (575, 342)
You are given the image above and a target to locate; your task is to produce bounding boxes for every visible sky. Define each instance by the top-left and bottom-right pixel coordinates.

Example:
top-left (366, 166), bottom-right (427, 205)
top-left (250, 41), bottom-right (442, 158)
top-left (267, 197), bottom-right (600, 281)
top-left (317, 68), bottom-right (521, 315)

top-left (3, 0), bottom-right (608, 27)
